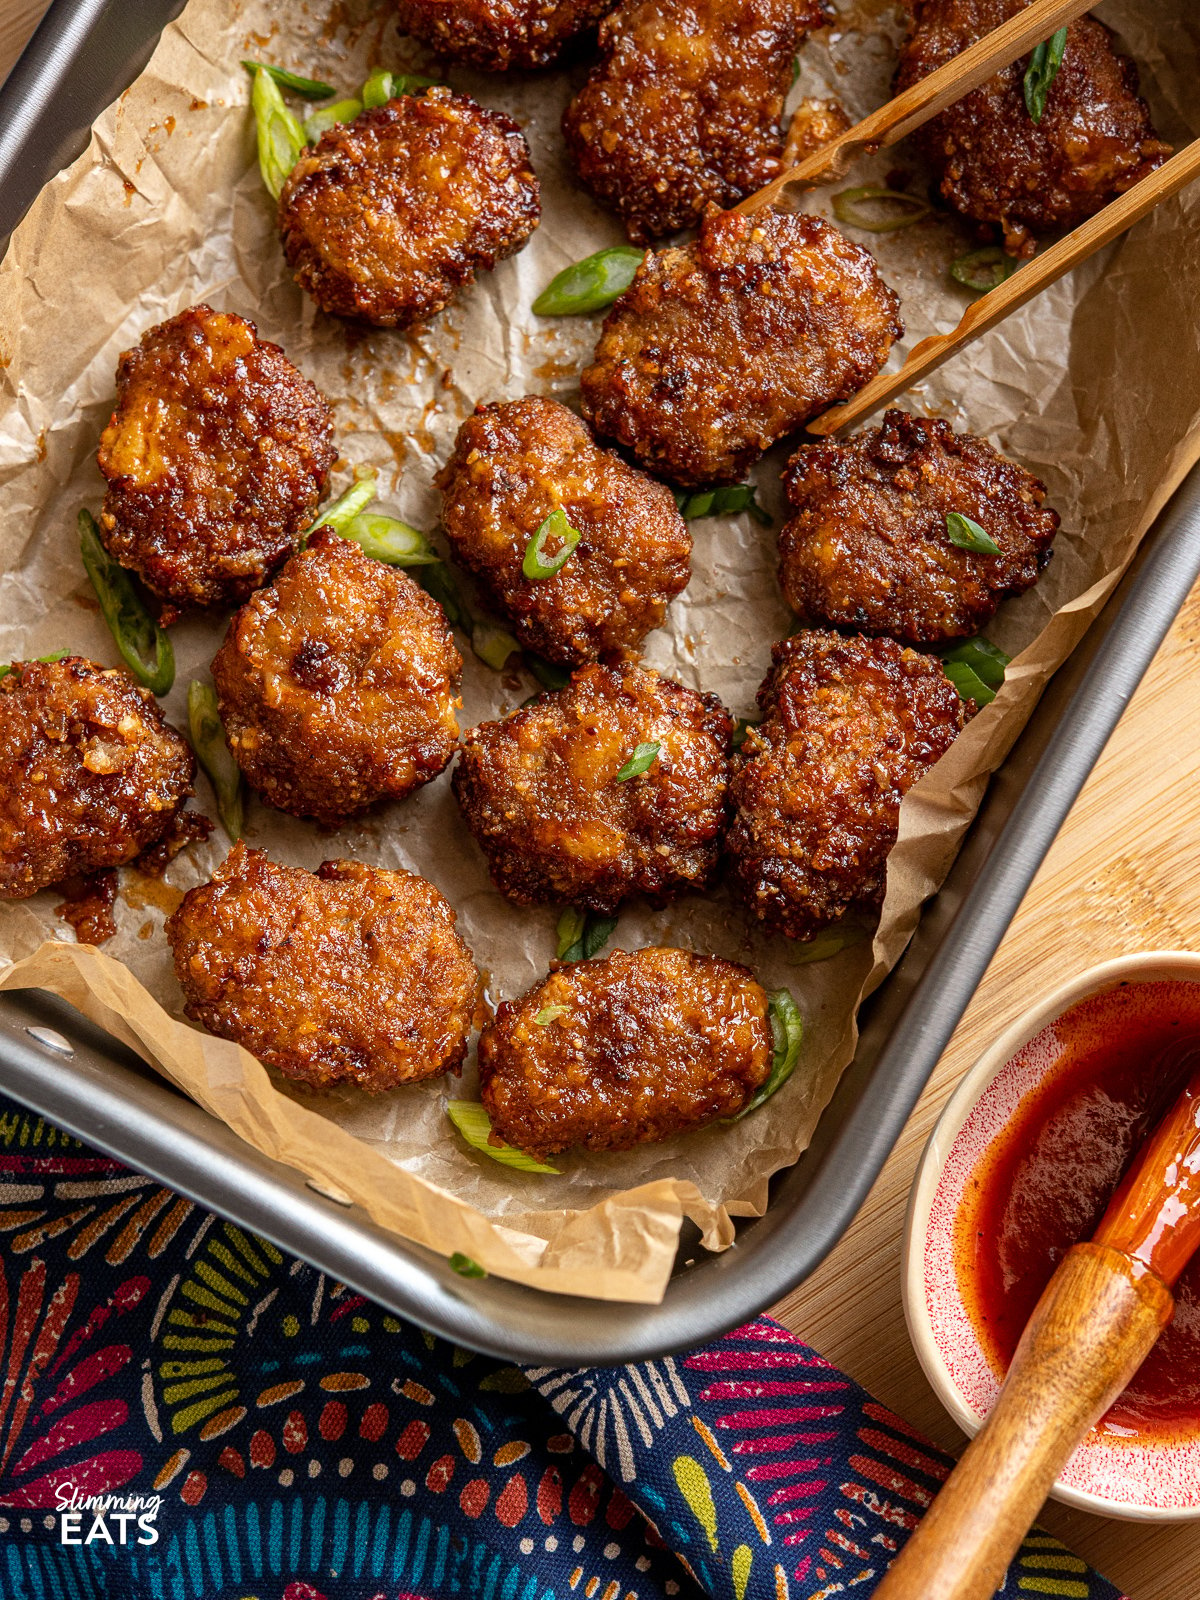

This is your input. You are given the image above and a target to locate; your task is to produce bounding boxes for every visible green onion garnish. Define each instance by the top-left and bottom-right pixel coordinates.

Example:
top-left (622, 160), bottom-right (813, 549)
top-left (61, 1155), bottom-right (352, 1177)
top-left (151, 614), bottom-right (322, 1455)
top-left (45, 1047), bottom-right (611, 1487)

top-left (534, 1005), bottom-right (569, 1026)
top-left (0, 649), bottom-right (70, 682)
top-left (790, 925), bottom-right (867, 965)
top-left (342, 512), bottom-right (438, 567)
top-left (832, 186), bottom-right (932, 233)
top-left (304, 99), bottom-right (363, 141)
top-left (523, 508), bottom-right (581, 580)
top-left (673, 483), bottom-right (771, 527)
top-left (414, 562), bottom-right (519, 670)
top-left (471, 621), bottom-right (521, 671)
top-left (615, 741), bottom-right (661, 782)
top-left (1024, 26), bottom-right (1068, 124)
top-left (187, 681), bottom-right (244, 840)
top-left (243, 61), bottom-right (336, 101)
top-left (950, 246), bottom-right (1020, 294)
top-left (735, 990), bottom-right (803, 1119)
top-left (449, 1252), bottom-right (487, 1278)
top-left (940, 636), bottom-right (1010, 692)
top-left (532, 247), bottom-right (645, 317)
top-left (526, 655), bottom-right (572, 693)
top-left (78, 511), bottom-right (174, 696)
top-left (556, 907), bottom-right (617, 963)
top-left (249, 64), bottom-right (307, 200)
top-left (307, 475), bottom-right (378, 537)
top-left (360, 68), bottom-right (438, 109)
top-left (945, 512), bottom-right (1001, 555)
top-left (446, 1102), bottom-right (560, 1174)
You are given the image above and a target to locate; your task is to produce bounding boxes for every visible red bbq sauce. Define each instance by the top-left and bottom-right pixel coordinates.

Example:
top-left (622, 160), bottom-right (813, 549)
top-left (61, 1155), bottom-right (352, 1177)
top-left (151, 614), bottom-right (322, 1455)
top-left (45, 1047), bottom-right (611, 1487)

top-left (954, 979), bottom-right (1200, 1443)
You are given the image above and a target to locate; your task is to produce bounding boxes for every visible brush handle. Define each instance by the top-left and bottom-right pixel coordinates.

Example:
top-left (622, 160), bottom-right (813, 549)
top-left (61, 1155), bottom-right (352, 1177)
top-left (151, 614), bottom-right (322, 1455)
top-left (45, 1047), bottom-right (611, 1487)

top-left (875, 1243), bottom-right (1173, 1600)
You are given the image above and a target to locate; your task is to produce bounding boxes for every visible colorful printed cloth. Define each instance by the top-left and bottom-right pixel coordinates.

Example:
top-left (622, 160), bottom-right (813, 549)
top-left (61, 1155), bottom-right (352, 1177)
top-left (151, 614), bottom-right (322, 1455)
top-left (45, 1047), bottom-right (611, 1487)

top-left (0, 1095), bottom-right (1125, 1600)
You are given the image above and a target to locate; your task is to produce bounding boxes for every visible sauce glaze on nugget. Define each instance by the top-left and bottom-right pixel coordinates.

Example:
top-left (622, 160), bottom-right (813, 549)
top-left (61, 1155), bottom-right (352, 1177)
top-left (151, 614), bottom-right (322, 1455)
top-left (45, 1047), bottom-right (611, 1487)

top-left (779, 410), bottom-right (1060, 643)
top-left (454, 659), bottom-right (731, 911)
top-left (278, 89), bottom-right (540, 327)
top-left (581, 209), bottom-right (903, 487)
top-left (0, 657), bottom-right (195, 899)
top-left (895, 0), bottom-right (1169, 256)
top-left (212, 529), bottom-right (462, 825)
top-left (97, 305), bottom-right (335, 618)
top-left (395, 0), bottom-right (616, 70)
top-left (563, 0), bottom-right (826, 243)
top-left (436, 397), bottom-right (691, 665)
top-left (167, 844), bottom-right (477, 1092)
top-left (727, 632), bottom-right (969, 939)
top-left (479, 946), bottom-right (772, 1157)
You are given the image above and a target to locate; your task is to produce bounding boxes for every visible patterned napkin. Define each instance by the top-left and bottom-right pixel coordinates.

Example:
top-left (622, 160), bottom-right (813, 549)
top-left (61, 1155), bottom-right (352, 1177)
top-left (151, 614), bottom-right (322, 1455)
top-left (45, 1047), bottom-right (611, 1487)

top-left (0, 1094), bottom-right (1124, 1599)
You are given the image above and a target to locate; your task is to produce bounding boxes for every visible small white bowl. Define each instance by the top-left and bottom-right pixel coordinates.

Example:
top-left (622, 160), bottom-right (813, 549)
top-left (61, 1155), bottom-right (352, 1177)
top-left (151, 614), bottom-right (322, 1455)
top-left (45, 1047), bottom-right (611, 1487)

top-left (902, 950), bottom-right (1200, 1521)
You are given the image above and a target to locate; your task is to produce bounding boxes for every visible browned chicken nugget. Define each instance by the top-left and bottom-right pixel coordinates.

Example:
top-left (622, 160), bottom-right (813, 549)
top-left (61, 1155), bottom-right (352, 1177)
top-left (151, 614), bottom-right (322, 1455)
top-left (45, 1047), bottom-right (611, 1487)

top-left (96, 305), bottom-right (335, 619)
top-left (0, 657), bottom-right (195, 900)
top-left (895, 0), bottom-right (1170, 255)
top-left (562, 0), bottom-right (826, 244)
top-left (278, 89), bottom-right (540, 327)
top-left (581, 208), bottom-right (902, 487)
top-left (395, 0), bottom-right (617, 70)
top-left (727, 631), bottom-right (969, 939)
top-left (211, 529), bottom-right (462, 825)
top-left (479, 946), bottom-right (772, 1156)
top-left (167, 843), bottom-right (477, 1092)
top-left (453, 658), bottom-right (731, 911)
top-left (778, 410), bottom-right (1060, 643)
top-left (436, 397), bottom-right (691, 665)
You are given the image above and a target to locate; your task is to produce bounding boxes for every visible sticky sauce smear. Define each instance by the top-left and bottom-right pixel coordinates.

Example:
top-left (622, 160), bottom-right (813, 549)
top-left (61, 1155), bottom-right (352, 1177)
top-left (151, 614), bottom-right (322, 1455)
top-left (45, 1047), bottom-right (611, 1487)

top-left (954, 979), bottom-right (1200, 1443)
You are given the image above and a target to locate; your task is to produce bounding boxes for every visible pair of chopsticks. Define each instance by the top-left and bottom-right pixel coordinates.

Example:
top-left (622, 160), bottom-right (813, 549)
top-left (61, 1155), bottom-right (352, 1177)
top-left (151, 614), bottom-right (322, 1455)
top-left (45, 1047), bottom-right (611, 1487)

top-left (733, 0), bottom-right (1200, 437)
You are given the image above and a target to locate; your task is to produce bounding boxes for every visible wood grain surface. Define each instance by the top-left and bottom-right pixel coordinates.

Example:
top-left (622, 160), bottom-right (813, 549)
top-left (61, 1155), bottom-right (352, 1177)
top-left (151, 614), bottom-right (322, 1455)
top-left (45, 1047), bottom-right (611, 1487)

top-left (3, 4), bottom-right (1198, 1596)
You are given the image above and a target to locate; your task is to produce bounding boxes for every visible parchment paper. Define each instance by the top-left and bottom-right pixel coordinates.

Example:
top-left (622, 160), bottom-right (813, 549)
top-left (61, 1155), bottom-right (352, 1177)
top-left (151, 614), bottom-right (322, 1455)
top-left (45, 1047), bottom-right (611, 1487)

top-left (1, 0), bottom-right (1198, 1302)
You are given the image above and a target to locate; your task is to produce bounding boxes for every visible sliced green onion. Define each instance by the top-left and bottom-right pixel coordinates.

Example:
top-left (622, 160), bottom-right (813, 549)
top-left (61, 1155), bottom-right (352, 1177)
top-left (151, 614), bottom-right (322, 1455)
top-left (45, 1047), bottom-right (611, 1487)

top-left (446, 1102), bottom-right (560, 1174)
top-left (732, 717), bottom-right (759, 752)
top-left (950, 246), bottom-right (1020, 294)
top-left (615, 741), bottom-right (661, 782)
top-left (527, 655), bottom-right (572, 693)
top-left (416, 561), bottom-right (471, 632)
top-left (250, 64), bottom-right (307, 200)
top-left (187, 681), bottom-right (244, 840)
top-left (735, 990), bottom-right (803, 1119)
top-left (0, 649), bottom-right (69, 681)
top-left (523, 508), bottom-right (581, 580)
top-left (414, 560), bottom-right (519, 669)
top-left (1024, 26), bottom-right (1068, 124)
top-left (361, 68), bottom-right (437, 109)
top-left (532, 247), bottom-right (645, 316)
top-left (790, 925), bottom-right (867, 965)
top-left (79, 511), bottom-right (174, 696)
top-left (449, 1252), bottom-right (487, 1278)
top-left (535, 1004), bottom-right (569, 1026)
top-left (940, 636), bottom-right (1010, 691)
top-left (243, 61), bottom-right (336, 100)
top-left (832, 185), bottom-right (932, 233)
top-left (942, 659), bottom-right (993, 706)
top-left (305, 99), bottom-right (363, 141)
top-left (472, 621), bottom-right (521, 671)
top-left (343, 512), bottom-right (439, 566)
top-left (556, 907), bottom-right (617, 963)
top-left (673, 483), bottom-right (771, 527)
top-left (308, 473), bottom-right (378, 537)
top-left (945, 512), bottom-right (1001, 555)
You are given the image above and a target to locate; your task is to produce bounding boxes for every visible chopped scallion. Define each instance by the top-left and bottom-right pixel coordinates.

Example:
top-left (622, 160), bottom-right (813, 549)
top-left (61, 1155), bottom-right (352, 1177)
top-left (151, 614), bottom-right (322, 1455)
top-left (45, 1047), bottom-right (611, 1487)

top-left (523, 508), bottom-right (581, 580)
top-left (0, 649), bottom-right (69, 681)
top-left (674, 483), bottom-right (771, 527)
top-left (832, 185), bottom-right (932, 233)
top-left (790, 925), bottom-right (867, 965)
top-left (187, 681), bottom-right (244, 840)
top-left (449, 1252), bottom-right (487, 1278)
top-left (615, 741), bottom-right (661, 782)
top-left (305, 99), bottom-right (363, 141)
top-left (249, 64), bottom-right (307, 199)
top-left (532, 247), bottom-right (645, 316)
top-left (950, 246), bottom-right (1020, 294)
top-left (534, 1004), bottom-right (569, 1026)
top-left (243, 61), bottom-right (336, 100)
top-left (446, 1102), bottom-right (560, 1174)
top-left (343, 512), bottom-right (439, 567)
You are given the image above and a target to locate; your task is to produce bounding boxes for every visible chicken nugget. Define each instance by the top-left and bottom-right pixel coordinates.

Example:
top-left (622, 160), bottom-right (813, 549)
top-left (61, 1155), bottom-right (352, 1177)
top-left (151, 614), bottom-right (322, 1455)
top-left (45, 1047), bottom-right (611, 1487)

top-left (479, 946), bottom-right (772, 1157)
top-left (727, 631), bottom-right (969, 938)
top-left (167, 843), bottom-right (477, 1091)
top-left (436, 397), bottom-right (691, 665)
top-left (395, 0), bottom-right (616, 70)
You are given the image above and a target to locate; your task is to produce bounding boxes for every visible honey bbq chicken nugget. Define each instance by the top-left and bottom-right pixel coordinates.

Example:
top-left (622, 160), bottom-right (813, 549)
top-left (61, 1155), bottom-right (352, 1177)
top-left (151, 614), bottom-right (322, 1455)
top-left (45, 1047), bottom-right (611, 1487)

top-left (581, 208), bottom-right (902, 487)
top-left (0, 657), bottom-right (195, 900)
top-left (453, 659), bottom-right (732, 912)
top-left (563, 0), bottom-right (827, 244)
top-left (395, 0), bottom-right (617, 70)
top-left (278, 88), bottom-right (540, 327)
top-left (778, 409), bottom-right (1060, 643)
top-left (211, 529), bottom-right (462, 825)
top-left (895, 0), bottom-right (1170, 255)
top-left (167, 844), bottom-right (477, 1092)
top-left (436, 397), bottom-right (691, 665)
top-left (727, 631), bottom-right (969, 939)
top-left (96, 305), bottom-right (335, 619)
top-left (479, 946), bottom-right (772, 1157)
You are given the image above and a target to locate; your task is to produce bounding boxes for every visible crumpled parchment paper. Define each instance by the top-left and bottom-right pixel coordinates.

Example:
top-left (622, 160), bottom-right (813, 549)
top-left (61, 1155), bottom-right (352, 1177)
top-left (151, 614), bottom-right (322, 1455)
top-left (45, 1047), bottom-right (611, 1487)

top-left (1, 0), bottom-right (1198, 1301)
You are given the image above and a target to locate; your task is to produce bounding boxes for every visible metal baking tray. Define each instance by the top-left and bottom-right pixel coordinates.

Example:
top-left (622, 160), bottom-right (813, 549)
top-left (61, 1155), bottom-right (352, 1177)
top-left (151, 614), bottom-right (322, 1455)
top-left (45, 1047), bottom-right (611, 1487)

top-left (3, 0), bottom-right (1200, 1364)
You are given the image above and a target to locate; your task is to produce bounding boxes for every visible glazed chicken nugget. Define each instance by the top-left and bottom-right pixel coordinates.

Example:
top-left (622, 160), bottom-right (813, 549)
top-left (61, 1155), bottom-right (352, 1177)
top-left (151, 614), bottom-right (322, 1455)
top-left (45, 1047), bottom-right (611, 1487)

top-left (454, 659), bottom-right (731, 911)
top-left (436, 397), bottom-right (691, 665)
top-left (563, 0), bottom-right (826, 244)
top-left (778, 410), bottom-right (1060, 643)
top-left (0, 657), bottom-right (195, 900)
top-left (167, 844), bottom-right (477, 1092)
top-left (581, 208), bottom-right (902, 487)
top-left (727, 631), bottom-right (969, 939)
top-left (479, 946), bottom-right (772, 1157)
top-left (278, 88), bottom-right (540, 328)
top-left (211, 529), bottom-right (462, 825)
top-left (895, 0), bottom-right (1170, 255)
top-left (395, 0), bottom-right (616, 70)
top-left (96, 305), bottom-right (335, 619)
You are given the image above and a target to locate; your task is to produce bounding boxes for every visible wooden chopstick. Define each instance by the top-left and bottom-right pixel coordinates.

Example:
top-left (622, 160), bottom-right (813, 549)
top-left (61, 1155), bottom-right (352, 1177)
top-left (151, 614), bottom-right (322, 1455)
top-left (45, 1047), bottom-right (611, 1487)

top-left (805, 135), bottom-right (1200, 437)
top-left (738, 0), bottom-right (1096, 212)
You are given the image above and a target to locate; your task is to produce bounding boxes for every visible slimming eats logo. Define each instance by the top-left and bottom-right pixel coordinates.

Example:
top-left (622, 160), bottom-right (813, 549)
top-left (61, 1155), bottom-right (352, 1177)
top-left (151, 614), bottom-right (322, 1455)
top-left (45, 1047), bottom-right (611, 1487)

top-left (53, 1486), bottom-right (161, 1546)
